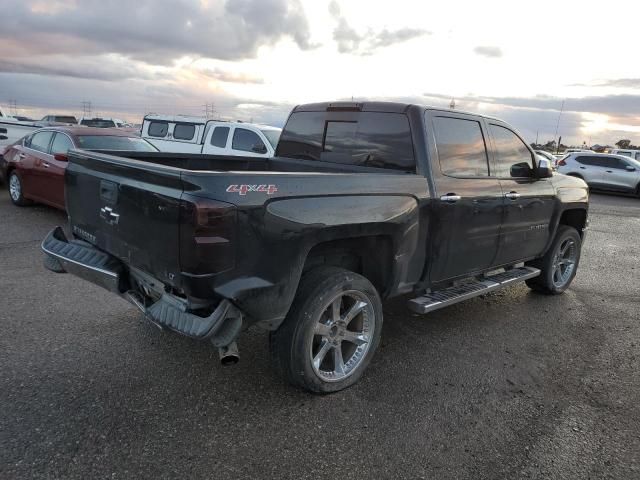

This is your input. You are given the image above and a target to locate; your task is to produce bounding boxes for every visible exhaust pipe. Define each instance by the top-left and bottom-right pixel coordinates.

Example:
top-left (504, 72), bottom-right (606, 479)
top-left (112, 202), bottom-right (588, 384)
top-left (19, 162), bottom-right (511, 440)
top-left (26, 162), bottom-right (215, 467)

top-left (218, 341), bottom-right (239, 366)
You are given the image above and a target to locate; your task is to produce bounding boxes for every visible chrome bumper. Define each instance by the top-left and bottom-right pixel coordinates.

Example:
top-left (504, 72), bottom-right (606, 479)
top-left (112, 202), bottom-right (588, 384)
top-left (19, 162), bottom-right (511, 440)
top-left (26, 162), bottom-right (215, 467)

top-left (41, 226), bottom-right (124, 293)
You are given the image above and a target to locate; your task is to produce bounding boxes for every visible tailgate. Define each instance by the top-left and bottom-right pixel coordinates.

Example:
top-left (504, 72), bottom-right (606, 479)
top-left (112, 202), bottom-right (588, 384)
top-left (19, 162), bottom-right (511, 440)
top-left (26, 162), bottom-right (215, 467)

top-left (66, 151), bottom-right (184, 287)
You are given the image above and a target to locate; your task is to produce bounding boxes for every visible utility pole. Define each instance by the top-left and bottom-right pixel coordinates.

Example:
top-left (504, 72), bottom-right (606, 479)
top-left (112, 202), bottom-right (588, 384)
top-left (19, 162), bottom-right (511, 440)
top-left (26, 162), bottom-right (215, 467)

top-left (535, 130), bottom-right (539, 145)
top-left (9, 99), bottom-right (17, 116)
top-left (203, 102), bottom-right (215, 119)
top-left (553, 100), bottom-right (564, 154)
top-left (449, 98), bottom-right (456, 110)
top-left (81, 100), bottom-right (92, 117)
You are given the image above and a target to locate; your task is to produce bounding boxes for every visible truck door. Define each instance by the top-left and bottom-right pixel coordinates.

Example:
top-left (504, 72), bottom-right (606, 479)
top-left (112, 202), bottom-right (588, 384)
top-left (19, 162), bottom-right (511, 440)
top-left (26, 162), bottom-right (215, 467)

top-left (487, 123), bottom-right (555, 264)
top-left (426, 112), bottom-right (503, 283)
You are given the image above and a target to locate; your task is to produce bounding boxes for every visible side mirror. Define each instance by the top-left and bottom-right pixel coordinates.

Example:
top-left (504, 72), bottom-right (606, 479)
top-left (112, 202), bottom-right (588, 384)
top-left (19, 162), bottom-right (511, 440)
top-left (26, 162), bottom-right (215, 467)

top-left (510, 162), bottom-right (533, 177)
top-left (626, 165), bottom-right (636, 172)
top-left (252, 143), bottom-right (267, 154)
top-left (54, 153), bottom-right (68, 162)
top-left (536, 158), bottom-right (553, 178)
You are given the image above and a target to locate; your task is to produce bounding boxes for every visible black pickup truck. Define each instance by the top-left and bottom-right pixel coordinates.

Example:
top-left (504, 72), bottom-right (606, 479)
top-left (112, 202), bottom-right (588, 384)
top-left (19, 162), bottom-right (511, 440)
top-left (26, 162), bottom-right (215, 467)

top-left (42, 101), bottom-right (589, 393)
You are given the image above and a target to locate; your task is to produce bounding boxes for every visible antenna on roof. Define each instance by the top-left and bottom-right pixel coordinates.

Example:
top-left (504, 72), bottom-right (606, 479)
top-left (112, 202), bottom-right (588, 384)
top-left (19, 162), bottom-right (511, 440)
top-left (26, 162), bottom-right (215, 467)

top-left (449, 98), bottom-right (456, 110)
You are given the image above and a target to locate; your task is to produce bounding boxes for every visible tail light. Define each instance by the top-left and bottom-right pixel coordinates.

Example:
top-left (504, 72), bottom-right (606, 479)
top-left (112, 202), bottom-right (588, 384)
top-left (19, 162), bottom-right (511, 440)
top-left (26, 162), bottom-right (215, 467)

top-left (557, 159), bottom-right (566, 166)
top-left (179, 195), bottom-right (236, 275)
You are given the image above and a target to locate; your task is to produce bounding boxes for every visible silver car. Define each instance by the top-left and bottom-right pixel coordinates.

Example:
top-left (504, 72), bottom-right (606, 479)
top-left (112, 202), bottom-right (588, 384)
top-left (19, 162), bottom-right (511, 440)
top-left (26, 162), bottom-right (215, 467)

top-left (557, 152), bottom-right (640, 196)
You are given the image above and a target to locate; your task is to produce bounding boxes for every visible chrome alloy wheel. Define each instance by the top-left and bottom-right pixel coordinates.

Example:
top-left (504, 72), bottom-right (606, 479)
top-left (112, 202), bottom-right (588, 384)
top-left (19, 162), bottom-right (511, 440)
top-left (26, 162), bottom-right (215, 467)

top-left (310, 290), bottom-right (375, 382)
top-left (9, 174), bottom-right (21, 202)
top-left (552, 237), bottom-right (577, 288)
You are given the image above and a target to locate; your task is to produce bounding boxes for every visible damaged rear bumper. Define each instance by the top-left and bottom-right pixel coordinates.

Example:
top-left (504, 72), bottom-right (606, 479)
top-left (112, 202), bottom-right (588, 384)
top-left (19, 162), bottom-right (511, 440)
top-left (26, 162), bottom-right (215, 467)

top-left (41, 226), bottom-right (242, 346)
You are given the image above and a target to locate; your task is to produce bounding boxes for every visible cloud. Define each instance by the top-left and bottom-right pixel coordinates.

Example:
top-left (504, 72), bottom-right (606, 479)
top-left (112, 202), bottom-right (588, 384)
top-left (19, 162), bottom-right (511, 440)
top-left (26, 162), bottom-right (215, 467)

top-left (0, 56), bottom-right (152, 82)
top-left (0, 0), bottom-right (314, 66)
top-left (198, 67), bottom-right (264, 84)
top-left (473, 46), bottom-right (503, 58)
top-left (582, 78), bottom-right (640, 89)
top-left (328, 1), bottom-right (429, 55)
top-left (420, 91), bottom-right (640, 144)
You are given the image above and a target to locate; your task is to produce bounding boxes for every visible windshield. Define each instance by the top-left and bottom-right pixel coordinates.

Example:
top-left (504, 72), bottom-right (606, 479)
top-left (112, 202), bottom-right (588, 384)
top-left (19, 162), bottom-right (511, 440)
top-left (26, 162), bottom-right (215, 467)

top-left (76, 135), bottom-right (158, 151)
top-left (260, 129), bottom-right (281, 149)
top-left (80, 119), bottom-right (116, 128)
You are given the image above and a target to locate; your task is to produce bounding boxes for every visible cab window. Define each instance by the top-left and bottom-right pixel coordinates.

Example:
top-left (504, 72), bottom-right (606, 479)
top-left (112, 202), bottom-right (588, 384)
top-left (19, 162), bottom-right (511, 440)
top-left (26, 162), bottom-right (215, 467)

top-left (211, 127), bottom-right (230, 148)
top-left (232, 128), bottom-right (266, 153)
top-left (489, 124), bottom-right (534, 178)
top-left (433, 116), bottom-right (489, 177)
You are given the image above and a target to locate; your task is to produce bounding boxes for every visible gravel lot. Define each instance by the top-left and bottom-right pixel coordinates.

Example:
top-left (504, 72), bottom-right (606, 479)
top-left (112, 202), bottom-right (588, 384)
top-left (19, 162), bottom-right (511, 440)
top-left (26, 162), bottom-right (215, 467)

top-left (1, 189), bottom-right (639, 479)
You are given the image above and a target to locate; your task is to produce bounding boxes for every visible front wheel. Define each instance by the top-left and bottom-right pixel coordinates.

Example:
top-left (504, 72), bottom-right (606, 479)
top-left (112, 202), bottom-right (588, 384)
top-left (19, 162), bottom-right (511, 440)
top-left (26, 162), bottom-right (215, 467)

top-left (526, 225), bottom-right (582, 294)
top-left (270, 266), bottom-right (383, 393)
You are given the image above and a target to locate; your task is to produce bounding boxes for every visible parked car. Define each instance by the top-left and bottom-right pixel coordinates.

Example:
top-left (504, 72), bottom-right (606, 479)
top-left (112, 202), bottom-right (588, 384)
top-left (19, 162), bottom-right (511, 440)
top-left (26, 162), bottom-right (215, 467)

top-left (3, 127), bottom-right (157, 210)
top-left (41, 115), bottom-right (78, 124)
top-left (535, 150), bottom-right (557, 163)
top-left (557, 152), bottom-right (640, 196)
top-left (609, 148), bottom-right (640, 162)
top-left (42, 101), bottom-right (588, 393)
top-left (78, 117), bottom-right (126, 128)
top-left (141, 114), bottom-right (281, 156)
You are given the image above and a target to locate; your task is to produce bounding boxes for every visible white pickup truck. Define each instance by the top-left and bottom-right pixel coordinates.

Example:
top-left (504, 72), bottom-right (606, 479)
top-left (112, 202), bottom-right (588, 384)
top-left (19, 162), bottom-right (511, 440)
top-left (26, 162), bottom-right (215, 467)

top-left (141, 114), bottom-right (281, 156)
top-left (0, 106), bottom-right (41, 148)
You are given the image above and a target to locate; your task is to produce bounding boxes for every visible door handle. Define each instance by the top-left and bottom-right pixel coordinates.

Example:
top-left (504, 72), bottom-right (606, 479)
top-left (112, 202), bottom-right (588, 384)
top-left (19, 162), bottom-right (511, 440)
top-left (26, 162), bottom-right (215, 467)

top-left (504, 192), bottom-right (521, 200)
top-left (43, 162), bottom-right (50, 168)
top-left (605, 170), bottom-right (612, 173)
top-left (579, 166), bottom-right (586, 169)
top-left (440, 194), bottom-right (461, 203)
top-left (18, 153), bottom-right (26, 159)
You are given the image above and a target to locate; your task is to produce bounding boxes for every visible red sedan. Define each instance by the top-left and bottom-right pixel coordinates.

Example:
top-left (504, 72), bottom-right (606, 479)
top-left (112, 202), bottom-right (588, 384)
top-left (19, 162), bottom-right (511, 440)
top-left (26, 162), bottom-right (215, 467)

top-left (2, 126), bottom-right (157, 210)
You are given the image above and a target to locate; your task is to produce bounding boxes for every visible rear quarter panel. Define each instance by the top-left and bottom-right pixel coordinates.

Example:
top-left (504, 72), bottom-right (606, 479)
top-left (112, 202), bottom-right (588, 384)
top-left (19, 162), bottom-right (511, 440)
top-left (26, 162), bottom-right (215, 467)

top-left (181, 171), bottom-right (430, 326)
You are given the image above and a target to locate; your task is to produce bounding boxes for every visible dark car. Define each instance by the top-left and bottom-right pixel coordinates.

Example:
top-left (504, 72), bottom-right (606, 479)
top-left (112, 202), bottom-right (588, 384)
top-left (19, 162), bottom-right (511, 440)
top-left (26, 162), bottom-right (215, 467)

top-left (42, 101), bottom-right (589, 393)
top-left (41, 115), bottom-right (78, 125)
top-left (3, 126), bottom-right (157, 210)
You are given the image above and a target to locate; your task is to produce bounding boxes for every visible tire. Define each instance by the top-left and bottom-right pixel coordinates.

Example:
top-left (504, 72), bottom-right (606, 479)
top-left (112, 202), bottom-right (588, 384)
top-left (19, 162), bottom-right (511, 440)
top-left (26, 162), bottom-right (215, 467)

top-left (269, 266), bottom-right (383, 393)
top-left (8, 171), bottom-right (32, 206)
top-left (526, 225), bottom-right (582, 294)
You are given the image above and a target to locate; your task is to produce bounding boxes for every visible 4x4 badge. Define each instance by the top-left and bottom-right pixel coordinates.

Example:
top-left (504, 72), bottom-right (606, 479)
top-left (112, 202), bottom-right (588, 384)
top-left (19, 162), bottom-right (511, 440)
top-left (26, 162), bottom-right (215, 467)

top-left (226, 184), bottom-right (278, 196)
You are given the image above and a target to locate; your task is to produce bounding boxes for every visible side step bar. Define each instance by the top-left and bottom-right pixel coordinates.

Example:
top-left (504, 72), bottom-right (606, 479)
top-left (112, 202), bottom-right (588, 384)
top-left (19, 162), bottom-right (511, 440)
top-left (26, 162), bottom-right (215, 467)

top-left (408, 266), bottom-right (540, 314)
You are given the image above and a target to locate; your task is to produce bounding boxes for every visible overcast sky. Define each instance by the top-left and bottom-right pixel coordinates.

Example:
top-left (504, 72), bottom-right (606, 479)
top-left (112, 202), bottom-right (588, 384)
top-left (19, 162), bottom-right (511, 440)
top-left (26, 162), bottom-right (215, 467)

top-left (1, 0), bottom-right (639, 145)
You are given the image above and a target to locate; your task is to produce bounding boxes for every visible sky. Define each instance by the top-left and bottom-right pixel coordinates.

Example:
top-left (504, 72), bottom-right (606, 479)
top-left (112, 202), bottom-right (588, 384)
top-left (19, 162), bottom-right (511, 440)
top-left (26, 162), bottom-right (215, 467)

top-left (1, 0), bottom-right (639, 146)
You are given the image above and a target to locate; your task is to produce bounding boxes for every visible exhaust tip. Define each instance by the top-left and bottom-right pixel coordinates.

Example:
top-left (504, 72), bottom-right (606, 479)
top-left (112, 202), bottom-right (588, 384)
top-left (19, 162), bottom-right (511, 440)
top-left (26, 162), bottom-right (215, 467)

top-left (218, 341), bottom-right (239, 366)
top-left (220, 354), bottom-right (239, 366)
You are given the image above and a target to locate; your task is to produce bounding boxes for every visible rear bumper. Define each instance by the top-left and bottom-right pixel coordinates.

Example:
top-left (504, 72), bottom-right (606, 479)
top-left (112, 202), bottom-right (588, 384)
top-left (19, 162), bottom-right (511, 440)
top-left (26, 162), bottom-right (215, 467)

top-left (41, 227), bottom-right (243, 346)
top-left (42, 226), bottom-right (124, 293)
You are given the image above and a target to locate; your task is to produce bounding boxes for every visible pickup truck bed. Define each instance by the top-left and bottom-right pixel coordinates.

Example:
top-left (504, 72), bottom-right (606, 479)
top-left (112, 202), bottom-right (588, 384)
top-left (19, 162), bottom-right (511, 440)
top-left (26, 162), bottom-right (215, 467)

top-left (42, 101), bottom-right (589, 393)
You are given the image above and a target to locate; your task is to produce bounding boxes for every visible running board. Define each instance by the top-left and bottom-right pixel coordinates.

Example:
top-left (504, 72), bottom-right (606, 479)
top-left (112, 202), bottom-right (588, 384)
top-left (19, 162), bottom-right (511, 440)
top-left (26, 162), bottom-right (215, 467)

top-left (408, 266), bottom-right (540, 314)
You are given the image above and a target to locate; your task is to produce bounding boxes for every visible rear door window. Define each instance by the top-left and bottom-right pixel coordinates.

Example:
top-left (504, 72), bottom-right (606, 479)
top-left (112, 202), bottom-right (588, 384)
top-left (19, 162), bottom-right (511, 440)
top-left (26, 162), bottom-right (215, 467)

top-left (148, 121), bottom-right (169, 137)
top-left (276, 111), bottom-right (415, 171)
top-left (50, 133), bottom-right (74, 155)
top-left (232, 128), bottom-right (266, 152)
top-left (29, 131), bottom-right (54, 153)
top-left (210, 127), bottom-right (230, 148)
top-left (173, 123), bottom-right (196, 141)
top-left (433, 116), bottom-right (489, 177)
top-left (489, 124), bottom-right (534, 177)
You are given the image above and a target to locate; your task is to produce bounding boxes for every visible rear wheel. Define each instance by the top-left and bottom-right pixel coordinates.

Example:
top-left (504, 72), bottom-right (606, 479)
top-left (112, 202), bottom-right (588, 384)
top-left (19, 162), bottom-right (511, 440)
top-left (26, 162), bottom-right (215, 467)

top-left (8, 171), bottom-right (32, 206)
top-left (270, 266), bottom-right (383, 393)
top-left (526, 225), bottom-right (581, 294)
